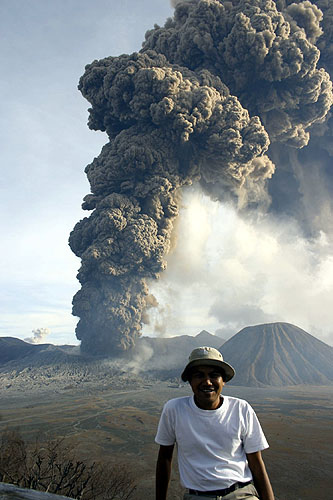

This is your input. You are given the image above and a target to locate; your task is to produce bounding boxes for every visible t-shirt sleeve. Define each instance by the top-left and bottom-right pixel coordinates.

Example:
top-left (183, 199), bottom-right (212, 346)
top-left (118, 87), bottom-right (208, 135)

top-left (155, 401), bottom-right (176, 446)
top-left (242, 404), bottom-right (269, 454)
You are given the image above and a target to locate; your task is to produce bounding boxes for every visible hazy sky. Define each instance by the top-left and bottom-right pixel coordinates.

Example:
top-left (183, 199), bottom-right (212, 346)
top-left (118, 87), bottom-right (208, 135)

top-left (1, 0), bottom-right (333, 347)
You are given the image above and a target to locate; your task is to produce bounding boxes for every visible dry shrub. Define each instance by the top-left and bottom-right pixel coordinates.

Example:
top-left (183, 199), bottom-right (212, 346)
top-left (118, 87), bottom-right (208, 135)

top-left (0, 429), bottom-right (136, 499)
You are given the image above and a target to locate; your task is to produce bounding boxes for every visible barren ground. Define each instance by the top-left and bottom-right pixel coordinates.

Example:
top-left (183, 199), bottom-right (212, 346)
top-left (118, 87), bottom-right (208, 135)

top-left (0, 383), bottom-right (332, 500)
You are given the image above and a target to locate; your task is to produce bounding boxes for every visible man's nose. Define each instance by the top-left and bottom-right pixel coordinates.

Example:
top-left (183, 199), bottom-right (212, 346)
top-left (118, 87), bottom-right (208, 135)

top-left (203, 376), bottom-right (213, 385)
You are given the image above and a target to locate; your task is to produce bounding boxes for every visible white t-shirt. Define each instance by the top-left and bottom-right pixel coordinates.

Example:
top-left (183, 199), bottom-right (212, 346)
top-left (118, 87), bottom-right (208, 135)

top-left (155, 395), bottom-right (269, 491)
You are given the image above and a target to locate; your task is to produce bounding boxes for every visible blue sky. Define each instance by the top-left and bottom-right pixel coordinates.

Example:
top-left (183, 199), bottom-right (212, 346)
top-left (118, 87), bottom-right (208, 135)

top-left (1, 0), bottom-right (333, 347)
top-left (0, 0), bottom-right (173, 345)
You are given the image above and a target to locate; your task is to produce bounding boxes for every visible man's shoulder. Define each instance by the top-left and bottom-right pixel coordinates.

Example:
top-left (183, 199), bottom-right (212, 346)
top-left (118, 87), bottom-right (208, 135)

top-left (224, 395), bottom-right (252, 410)
top-left (164, 396), bottom-right (192, 410)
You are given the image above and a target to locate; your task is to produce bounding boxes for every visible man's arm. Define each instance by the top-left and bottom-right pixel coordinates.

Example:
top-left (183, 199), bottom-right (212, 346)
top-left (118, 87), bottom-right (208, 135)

top-left (247, 451), bottom-right (275, 500)
top-left (156, 444), bottom-right (175, 500)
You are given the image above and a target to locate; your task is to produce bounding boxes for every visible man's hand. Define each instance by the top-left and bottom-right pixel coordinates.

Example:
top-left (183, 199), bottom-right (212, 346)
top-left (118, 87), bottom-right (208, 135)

top-left (247, 451), bottom-right (275, 500)
top-left (156, 444), bottom-right (175, 500)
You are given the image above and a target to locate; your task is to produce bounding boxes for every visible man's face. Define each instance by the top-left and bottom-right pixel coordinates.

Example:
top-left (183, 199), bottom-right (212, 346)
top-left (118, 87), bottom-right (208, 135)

top-left (189, 365), bottom-right (225, 410)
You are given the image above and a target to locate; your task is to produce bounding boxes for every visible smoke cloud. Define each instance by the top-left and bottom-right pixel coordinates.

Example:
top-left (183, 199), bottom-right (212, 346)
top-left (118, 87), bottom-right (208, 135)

top-left (70, 1), bottom-right (332, 355)
top-left (266, 0), bottom-right (333, 235)
top-left (144, 189), bottom-right (333, 346)
top-left (24, 327), bottom-right (51, 345)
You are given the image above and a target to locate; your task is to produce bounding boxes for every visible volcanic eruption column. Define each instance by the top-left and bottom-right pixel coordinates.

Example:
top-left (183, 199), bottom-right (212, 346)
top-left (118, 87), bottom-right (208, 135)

top-left (69, 0), bottom-right (332, 355)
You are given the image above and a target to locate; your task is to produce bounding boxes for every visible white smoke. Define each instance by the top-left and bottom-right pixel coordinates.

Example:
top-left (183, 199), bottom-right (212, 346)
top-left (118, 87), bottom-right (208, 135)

top-left (24, 327), bottom-right (51, 344)
top-left (127, 342), bottom-right (154, 374)
top-left (143, 187), bottom-right (333, 346)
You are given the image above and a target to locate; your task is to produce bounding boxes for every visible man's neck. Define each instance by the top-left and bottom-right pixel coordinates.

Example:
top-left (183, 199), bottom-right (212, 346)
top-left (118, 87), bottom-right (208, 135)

top-left (194, 395), bottom-right (223, 410)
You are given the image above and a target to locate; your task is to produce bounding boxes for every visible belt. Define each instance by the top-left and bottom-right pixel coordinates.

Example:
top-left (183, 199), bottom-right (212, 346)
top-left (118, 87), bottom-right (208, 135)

top-left (189, 480), bottom-right (253, 497)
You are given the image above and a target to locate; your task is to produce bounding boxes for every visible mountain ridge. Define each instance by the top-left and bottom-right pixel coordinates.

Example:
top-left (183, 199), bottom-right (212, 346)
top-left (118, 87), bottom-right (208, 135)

top-left (0, 323), bottom-right (332, 389)
top-left (219, 322), bottom-right (333, 386)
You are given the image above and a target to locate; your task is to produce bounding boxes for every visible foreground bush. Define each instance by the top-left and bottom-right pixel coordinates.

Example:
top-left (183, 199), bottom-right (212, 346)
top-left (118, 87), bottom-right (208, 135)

top-left (0, 429), bottom-right (136, 499)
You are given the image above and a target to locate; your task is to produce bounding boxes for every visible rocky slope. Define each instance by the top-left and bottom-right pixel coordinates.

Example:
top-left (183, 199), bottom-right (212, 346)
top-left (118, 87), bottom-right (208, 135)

top-left (0, 331), bottom-right (224, 394)
top-left (220, 322), bottom-right (333, 386)
top-left (1, 323), bottom-right (332, 391)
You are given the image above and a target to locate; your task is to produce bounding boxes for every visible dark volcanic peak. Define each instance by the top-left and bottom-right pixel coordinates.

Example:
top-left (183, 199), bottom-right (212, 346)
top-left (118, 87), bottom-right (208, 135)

top-left (196, 330), bottom-right (225, 344)
top-left (0, 337), bottom-right (36, 364)
top-left (220, 322), bottom-right (333, 387)
top-left (0, 337), bottom-right (80, 367)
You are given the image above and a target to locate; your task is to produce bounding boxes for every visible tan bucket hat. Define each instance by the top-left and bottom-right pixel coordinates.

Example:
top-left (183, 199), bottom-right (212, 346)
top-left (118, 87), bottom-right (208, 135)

top-left (181, 346), bottom-right (235, 382)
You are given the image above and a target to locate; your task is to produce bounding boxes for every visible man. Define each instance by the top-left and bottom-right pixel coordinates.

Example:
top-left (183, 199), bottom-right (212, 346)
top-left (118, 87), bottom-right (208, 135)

top-left (155, 346), bottom-right (275, 500)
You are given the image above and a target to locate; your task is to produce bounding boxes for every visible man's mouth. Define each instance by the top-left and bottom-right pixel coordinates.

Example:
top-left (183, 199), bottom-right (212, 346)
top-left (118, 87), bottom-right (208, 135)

top-left (200, 388), bottom-right (215, 393)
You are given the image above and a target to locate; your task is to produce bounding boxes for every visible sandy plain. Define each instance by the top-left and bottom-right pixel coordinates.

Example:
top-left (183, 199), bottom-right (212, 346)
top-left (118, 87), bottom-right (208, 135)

top-left (0, 382), bottom-right (332, 500)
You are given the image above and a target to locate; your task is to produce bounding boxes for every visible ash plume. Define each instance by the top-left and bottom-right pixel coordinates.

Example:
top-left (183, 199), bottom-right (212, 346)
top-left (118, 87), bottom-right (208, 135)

top-left (70, 1), bottom-right (332, 356)
top-left (145, 0), bottom-right (333, 226)
top-left (267, 0), bottom-right (333, 234)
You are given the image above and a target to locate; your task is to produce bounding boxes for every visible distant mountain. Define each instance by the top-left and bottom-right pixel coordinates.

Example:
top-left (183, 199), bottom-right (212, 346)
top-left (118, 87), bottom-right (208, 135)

top-left (0, 331), bottom-right (225, 392)
top-left (1, 324), bottom-right (332, 389)
top-left (0, 337), bottom-right (80, 366)
top-left (219, 322), bottom-right (333, 386)
top-left (196, 330), bottom-right (223, 345)
top-left (0, 337), bottom-right (37, 363)
top-left (0, 331), bottom-right (224, 372)
top-left (131, 330), bottom-right (225, 375)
